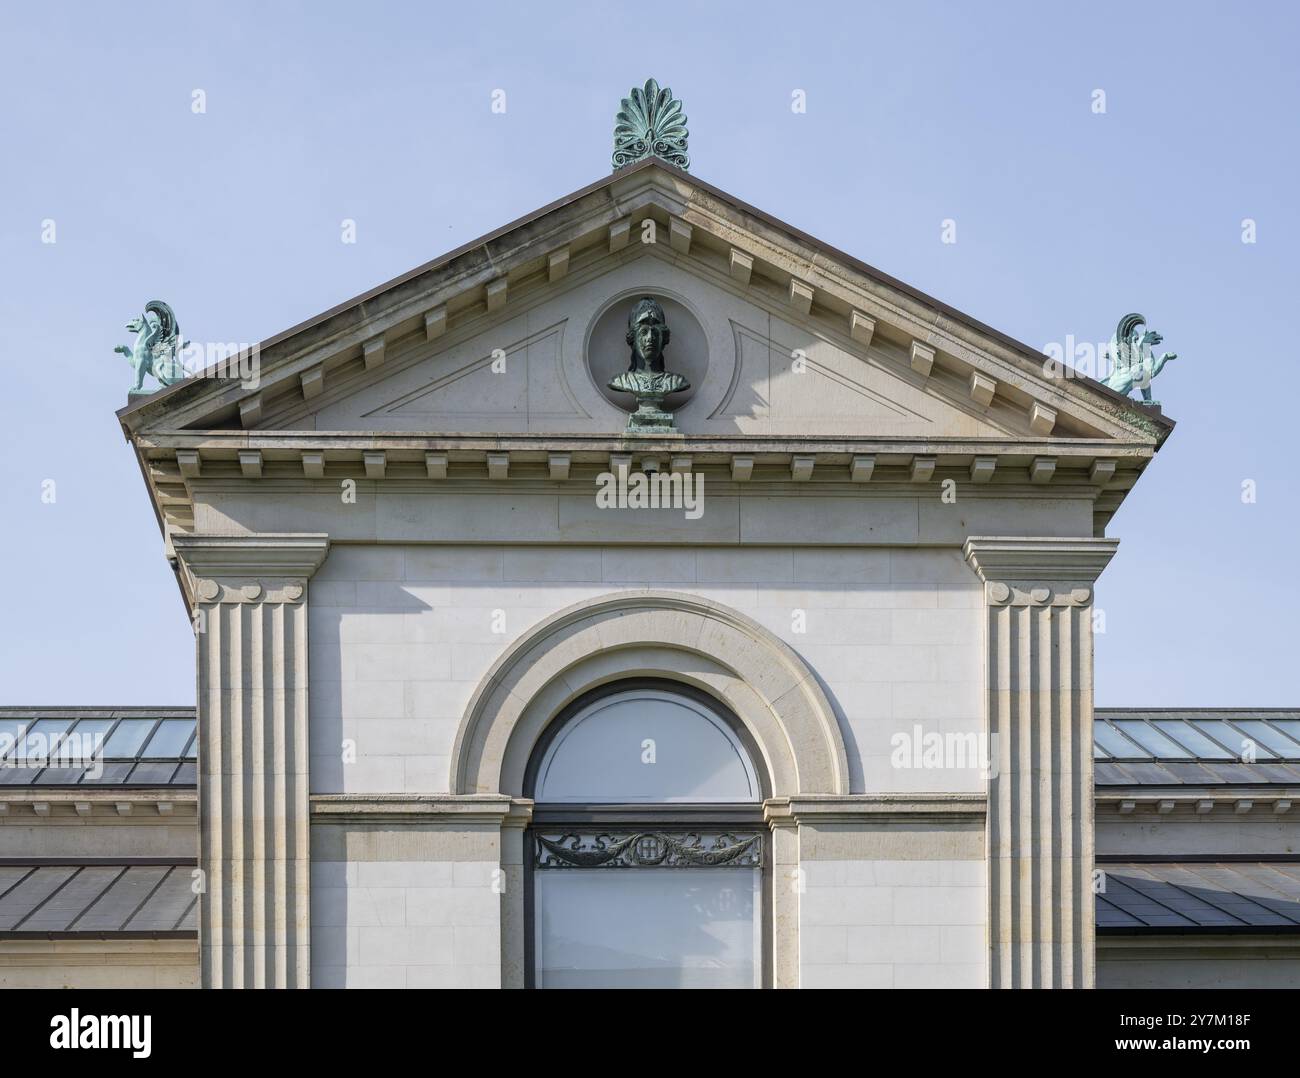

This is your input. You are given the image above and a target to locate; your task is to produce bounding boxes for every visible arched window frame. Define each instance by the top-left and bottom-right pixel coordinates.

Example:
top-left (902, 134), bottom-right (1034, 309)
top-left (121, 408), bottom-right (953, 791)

top-left (523, 678), bottom-right (773, 989)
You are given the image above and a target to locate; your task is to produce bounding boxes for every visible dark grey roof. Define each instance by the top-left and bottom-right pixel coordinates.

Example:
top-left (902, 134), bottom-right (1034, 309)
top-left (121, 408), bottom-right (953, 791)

top-left (0, 707), bottom-right (196, 788)
top-left (1094, 709), bottom-right (1300, 786)
top-left (0, 861), bottom-right (197, 937)
top-left (1097, 861), bottom-right (1300, 934)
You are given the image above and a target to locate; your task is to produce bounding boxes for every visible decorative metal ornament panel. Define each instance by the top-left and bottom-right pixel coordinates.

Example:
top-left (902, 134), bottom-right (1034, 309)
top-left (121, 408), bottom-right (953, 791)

top-left (534, 831), bottom-right (762, 869)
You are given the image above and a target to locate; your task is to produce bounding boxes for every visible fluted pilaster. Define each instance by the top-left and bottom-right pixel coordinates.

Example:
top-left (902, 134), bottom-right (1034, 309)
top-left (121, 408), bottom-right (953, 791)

top-left (173, 534), bottom-right (330, 989)
top-left (963, 536), bottom-right (1117, 989)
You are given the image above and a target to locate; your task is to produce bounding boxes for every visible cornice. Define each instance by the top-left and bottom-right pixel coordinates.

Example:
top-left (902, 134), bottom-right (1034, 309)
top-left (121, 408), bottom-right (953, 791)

top-left (1098, 936), bottom-right (1300, 952)
top-left (138, 430), bottom-right (1155, 456)
top-left (764, 793), bottom-right (987, 826)
top-left (7, 787), bottom-right (1295, 824)
top-left (1096, 789), bottom-right (1296, 816)
top-left (308, 793), bottom-right (988, 826)
top-left (0, 790), bottom-right (196, 817)
top-left (308, 793), bottom-right (521, 824)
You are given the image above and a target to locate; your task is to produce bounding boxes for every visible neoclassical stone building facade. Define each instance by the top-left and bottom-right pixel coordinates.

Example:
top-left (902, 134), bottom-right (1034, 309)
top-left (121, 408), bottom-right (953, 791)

top-left (101, 155), bottom-right (1179, 989)
top-left (37, 144), bottom-right (1300, 991)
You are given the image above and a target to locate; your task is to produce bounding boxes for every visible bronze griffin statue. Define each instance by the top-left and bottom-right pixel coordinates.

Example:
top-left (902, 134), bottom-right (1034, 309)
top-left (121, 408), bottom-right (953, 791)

top-left (1103, 313), bottom-right (1178, 405)
top-left (115, 300), bottom-right (188, 396)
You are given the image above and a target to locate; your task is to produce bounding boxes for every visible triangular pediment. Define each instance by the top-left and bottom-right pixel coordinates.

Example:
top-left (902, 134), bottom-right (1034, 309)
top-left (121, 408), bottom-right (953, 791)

top-left (119, 158), bottom-right (1173, 485)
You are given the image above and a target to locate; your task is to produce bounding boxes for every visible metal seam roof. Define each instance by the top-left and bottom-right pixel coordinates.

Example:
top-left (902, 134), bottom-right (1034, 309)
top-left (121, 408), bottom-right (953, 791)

top-left (0, 862), bottom-right (198, 936)
top-left (1097, 862), bottom-right (1300, 933)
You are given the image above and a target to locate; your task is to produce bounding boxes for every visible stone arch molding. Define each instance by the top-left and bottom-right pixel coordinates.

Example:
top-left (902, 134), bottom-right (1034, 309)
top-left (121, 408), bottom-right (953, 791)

top-left (451, 590), bottom-right (849, 798)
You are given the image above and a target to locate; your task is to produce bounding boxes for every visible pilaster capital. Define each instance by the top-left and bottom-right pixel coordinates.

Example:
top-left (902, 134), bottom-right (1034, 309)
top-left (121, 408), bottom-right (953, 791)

top-left (963, 536), bottom-right (1118, 606)
top-left (172, 533), bottom-right (330, 604)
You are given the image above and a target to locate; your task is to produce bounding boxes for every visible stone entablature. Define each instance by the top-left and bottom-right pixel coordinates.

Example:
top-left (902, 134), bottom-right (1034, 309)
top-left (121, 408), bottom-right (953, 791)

top-left (139, 432), bottom-right (1144, 553)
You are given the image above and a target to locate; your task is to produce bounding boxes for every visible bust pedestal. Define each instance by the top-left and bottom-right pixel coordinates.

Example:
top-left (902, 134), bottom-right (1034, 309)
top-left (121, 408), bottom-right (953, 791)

top-left (608, 369), bottom-right (689, 432)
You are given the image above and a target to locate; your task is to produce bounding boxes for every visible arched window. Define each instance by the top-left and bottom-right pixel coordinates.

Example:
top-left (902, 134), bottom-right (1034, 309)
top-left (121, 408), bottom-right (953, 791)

top-left (526, 683), bottom-right (769, 989)
top-left (533, 688), bottom-right (761, 803)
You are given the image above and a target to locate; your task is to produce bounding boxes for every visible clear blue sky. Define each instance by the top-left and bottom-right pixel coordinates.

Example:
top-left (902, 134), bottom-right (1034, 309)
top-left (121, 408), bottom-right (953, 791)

top-left (1, 1), bottom-right (1296, 706)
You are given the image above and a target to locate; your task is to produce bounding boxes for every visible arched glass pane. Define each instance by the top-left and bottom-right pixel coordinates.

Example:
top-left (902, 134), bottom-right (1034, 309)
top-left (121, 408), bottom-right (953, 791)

top-left (534, 689), bottom-right (759, 803)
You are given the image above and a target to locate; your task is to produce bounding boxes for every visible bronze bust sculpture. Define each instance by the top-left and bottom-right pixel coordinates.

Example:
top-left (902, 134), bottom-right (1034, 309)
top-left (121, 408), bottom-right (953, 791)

top-left (608, 297), bottom-right (689, 432)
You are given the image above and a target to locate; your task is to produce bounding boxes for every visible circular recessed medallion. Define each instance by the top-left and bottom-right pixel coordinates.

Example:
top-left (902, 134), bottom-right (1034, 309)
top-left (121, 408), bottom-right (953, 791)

top-left (587, 292), bottom-right (706, 413)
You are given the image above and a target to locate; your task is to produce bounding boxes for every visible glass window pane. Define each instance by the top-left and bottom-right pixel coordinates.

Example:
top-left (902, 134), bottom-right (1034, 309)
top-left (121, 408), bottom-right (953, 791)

top-left (1113, 721), bottom-right (1192, 758)
top-left (58, 720), bottom-right (113, 770)
top-left (35, 767), bottom-right (86, 784)
top-left (173, 762), bottom-right (197, 784)
top-left (141, 720), bottom-right (194, 758)
top-left (535, 691), bottom-right (759, 803)
top-left (183, 731), bottom-right (198, 758)
top-left (1093, 722), bottom-right (1149, 759)
top-left (1191, 720), bottom-right (1276, 760)
top-left (126, 762), bottom-right (180, 785)
top-left (78, 762), bottom-right (134, 785)
top-left (1272, 720), bottom-right (1300, 746)
top-left (101, 720), bottom-right (157, 759)
top-left (65, 717), bottom-right (114, 743)
top-left (0, 719), bottom-right (28, 759)
top-left (1152, 720), bottom-right (1234, 759)
top-left (535, 868), bottom-right (759, 988)
top-left (1230, 720), bottom-right (1300, 758)
top-left (15, 718), bottom-right (74, 759)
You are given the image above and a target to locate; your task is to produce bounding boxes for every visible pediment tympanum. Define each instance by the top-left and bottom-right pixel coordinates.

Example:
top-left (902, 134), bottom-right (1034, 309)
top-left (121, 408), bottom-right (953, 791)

top-left (256, 255), bottom-right (1044, 440)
